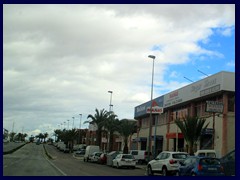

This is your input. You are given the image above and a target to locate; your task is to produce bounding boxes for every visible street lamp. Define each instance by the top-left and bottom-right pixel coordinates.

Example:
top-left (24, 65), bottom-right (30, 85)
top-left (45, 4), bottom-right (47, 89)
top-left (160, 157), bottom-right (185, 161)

top-left (147, 55), bottom-right (156, 162)
top-left (79, 114), bottom-right (82, 144)
top-left (67, 120), bottom-right (70, 130)
top-left (72, 117), bottom-right (75, 129)
top-left (108, 91), bottom-right (113, 112)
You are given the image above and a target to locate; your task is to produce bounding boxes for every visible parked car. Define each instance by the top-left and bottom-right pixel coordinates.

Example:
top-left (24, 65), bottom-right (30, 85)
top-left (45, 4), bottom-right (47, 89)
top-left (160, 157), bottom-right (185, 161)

top-left (84, 145), bottom-right (100, 162)
top-left (75, 149), bottom-right (86, 156)
top-left (98, 153), bottom-right (107, 164)
top-left (112, 154), bottom-right (136, 169)
top-left (73, 144), bottom-right (87, 151)
top-left (220, 149), bottom-right (235, 176)
top-left (129, 150), bottom-right (152, 164)
top-left (146, 151), bottom-right (189, 176)
top-left (106, 151), bottom-right (122, 166)
top-left (176, 156), bottom-right (224, 176)
top-left (89, 152), bottom-right (102, 162)
top-left (194, 149), bottom-right (217, 158)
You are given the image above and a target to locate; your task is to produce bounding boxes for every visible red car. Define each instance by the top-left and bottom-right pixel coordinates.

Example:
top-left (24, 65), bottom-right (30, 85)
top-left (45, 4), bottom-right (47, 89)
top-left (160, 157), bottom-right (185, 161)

top-left (98, 153), bottom-right (107, 164)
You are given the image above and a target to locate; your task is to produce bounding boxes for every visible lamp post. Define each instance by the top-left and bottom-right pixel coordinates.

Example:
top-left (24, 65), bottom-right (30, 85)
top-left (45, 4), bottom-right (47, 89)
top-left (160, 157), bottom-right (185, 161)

top-left (147, 55), bottom-right (156, 162)
top-left (67, 120), bottom-right (70, 130)
top-left (72, 117), bottom-right (75, 129)
top-left (108, 91), bottom-right (113, 112)
top-left (79, 114), bottom-right (82, 144)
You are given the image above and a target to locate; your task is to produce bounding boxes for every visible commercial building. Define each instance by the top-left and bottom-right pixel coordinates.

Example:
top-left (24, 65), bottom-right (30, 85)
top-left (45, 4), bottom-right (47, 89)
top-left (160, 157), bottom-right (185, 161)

top-left (132, 71), bottom-right (235, 157)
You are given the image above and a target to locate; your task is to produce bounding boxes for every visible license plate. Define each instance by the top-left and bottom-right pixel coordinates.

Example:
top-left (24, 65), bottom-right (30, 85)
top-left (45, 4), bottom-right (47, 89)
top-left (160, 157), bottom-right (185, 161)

top-left (208, 168), bottom-right (217, 171)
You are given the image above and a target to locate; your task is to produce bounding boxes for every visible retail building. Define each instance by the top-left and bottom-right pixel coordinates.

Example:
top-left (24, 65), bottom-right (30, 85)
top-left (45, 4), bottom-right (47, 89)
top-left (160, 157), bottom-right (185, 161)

top-left (132, 71), bottom-right (235, 157)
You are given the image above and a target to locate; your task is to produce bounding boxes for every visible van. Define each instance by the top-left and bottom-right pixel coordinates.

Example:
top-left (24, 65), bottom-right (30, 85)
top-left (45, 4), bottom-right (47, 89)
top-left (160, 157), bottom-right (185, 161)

top-left (84, 145), bottom-right (100, 162)
top-left (129, 150), bottom-right (152, 164)
top-left (194, 149), bottom-right (217, 158)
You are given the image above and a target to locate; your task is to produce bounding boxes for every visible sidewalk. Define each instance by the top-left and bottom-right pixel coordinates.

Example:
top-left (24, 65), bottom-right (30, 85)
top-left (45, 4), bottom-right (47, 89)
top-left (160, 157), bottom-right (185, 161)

top-left (3, 142), bottom-right (26, 154)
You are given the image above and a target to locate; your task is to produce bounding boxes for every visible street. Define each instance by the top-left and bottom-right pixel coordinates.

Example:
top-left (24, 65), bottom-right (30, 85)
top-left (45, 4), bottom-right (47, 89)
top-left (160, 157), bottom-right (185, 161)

top-left (3, 143), bottom-right (146, 176)
top-left (44, 144), bottom-right (146, 176)
top-left (3, 143), bottom-right (64, 176)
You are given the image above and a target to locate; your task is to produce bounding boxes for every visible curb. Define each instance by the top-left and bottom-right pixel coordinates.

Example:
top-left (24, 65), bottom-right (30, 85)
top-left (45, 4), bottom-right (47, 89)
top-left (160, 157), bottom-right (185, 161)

top-left (43, 144), bottom-right (57, 160)
top-left (3, 143), bottom-right (26, 155)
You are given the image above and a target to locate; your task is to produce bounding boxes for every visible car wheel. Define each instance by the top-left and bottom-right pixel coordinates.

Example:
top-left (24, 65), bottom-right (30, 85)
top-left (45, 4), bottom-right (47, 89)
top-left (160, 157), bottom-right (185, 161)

top-left (147, 166), bottom-right (153, 176)
top-left (162, 167), bottom-right (168, 176)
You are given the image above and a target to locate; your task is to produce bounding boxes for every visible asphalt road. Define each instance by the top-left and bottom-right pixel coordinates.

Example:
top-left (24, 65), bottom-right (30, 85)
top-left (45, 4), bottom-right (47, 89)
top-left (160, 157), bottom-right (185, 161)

top-left (3, 143), bottom-right (64, 176)
top-left (45, 144), bottom-right (147, 176)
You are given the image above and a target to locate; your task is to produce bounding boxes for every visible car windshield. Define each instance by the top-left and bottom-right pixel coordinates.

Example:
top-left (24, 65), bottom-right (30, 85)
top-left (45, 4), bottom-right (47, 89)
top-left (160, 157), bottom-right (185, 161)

top-left (200, 158), bottom-right (220, 165)
top-left (172, 154), bottom-right (188, 159)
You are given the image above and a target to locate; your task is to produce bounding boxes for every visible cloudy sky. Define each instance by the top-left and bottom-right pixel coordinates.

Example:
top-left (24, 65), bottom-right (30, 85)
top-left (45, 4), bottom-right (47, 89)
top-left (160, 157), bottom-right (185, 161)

top-left (3, 4), bottom-right (235, 138)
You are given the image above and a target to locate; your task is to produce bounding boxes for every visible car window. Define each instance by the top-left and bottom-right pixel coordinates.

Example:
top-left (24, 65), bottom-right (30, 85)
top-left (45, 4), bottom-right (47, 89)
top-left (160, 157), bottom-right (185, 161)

top-left (116, 154), bottom-right (121, 159)
top-left (200, 158), bottom-right (220, 165)
top-left (184, 158), bottom-right (192, 165)
top-left (198, 153), bottom-right (206, 157)
top-left (122, 155), bottom-right (133, 159)
top-left (172, 153), bottom-right (188, 159)
top-left (207, 153), bottom-right (216, 158)
top-left (160, 153), bottom-right (169, 160)
top-left (131, 151), bottom-right (138, 155)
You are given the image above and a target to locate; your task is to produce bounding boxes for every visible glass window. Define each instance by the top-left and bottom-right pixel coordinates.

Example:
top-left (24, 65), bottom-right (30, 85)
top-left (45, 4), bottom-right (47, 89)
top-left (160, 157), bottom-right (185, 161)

top-left (200, 158), bottom-right (220, 165)
top-left (172, 153), bottom-right (188, 159)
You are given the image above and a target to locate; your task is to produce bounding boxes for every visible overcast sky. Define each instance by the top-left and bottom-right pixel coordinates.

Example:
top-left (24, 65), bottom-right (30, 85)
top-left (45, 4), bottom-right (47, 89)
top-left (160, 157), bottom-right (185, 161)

top-left (3, 4), bottom-right (235, 138)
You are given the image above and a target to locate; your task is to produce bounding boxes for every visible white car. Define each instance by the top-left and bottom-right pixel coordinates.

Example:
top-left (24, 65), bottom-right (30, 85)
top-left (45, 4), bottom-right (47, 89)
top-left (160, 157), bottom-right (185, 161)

top-left (146, 151), bottom-right (189, 176)
top-left (89, 152), bottom-right (102, 162)
top-left (112, 154), bottom-right (136, 169)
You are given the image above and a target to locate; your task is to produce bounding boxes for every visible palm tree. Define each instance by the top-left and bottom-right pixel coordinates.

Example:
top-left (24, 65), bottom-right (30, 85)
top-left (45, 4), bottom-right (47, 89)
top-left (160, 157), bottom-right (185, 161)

top-left (9, 132), bottom-right (16, 142)
top-left (43, 132), bottom-right (48, 142)
top-left (64, 129), bottom-right (78, 152)
top-left (118, 119), bottom-right (137, 154)
top-left (102, 112), bottom-right (120, 152)
top-left (85, 108), bottom-right (108, 146)
top-left (36, 133), bottom-right (44, 142)
top-left (175, 116), bottom-right (209, 155)
top-left (54, 129), bottom-right (62, 142)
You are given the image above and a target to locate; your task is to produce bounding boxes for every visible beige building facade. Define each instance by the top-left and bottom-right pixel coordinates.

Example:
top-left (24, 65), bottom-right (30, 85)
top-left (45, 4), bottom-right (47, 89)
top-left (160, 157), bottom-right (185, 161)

top-left (132, 71), bottom-right (235, 158)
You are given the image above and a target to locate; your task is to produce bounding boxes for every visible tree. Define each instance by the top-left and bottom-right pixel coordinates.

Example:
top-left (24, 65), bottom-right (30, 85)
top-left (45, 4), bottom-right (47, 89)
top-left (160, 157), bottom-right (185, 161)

top-left (85, 108), bottom-right (109, 146)
top-left (43, 132), bottom-right (48, 142)
top-left (102, 112), bottom-right (120, 152)
top-left (175, 116), bottom-right (209, 155)
top-left (62, 129), bottom-right (78, 152)
top-left (118, 119), bottom-right (137, 154)
top-left (9, 132), bottom-right (16, 142)
top-left (54, 129), bottom-right (62, 142)
top-left (36, 133), bottom-right (44, 142)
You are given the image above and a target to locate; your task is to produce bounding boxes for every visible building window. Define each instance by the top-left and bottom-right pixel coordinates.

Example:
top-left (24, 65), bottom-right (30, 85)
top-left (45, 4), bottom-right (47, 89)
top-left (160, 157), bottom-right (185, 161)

top-left (228, 95), bottom-right (235, 112)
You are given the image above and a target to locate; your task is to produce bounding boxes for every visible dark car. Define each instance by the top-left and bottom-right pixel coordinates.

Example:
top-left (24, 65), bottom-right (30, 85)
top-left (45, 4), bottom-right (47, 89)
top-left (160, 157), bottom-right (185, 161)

top-left (220, 149), bottom-right (235, 176)
top-left (98, 153), bottom-right (107, 164)
top-left (176, 156), bottom-right (224, 176)
top-left (75, 149), bottom-right (86, 156)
